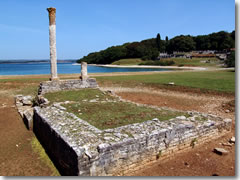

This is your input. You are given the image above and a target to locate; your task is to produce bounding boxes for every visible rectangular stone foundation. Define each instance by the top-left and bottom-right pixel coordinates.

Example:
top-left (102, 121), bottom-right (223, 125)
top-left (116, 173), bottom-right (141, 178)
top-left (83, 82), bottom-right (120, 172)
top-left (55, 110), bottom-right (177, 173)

top-left (38, 78), bottom-right (98, 95)
top-left (33, 105), bottom-right (232, 176)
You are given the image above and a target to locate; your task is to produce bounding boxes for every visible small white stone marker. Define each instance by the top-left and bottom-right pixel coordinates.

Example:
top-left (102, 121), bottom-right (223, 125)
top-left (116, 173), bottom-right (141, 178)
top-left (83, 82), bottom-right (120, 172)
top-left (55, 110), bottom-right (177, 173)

top-left (229, 137), bottom-right (235, 144)
top-left (214, 148), bottom-right (229, 155)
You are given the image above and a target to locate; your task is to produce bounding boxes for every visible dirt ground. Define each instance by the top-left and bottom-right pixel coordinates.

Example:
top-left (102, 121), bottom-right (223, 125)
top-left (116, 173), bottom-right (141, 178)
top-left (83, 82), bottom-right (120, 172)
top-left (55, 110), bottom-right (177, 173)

top-left (0, 75), bottom-right (236, 176)
top-left (0, 97), bottom-right (54, 176)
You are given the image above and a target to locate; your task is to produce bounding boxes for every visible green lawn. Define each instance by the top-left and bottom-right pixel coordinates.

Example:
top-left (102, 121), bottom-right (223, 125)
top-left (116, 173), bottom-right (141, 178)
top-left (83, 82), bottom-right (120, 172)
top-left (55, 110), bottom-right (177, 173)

top-left (0, 78), bottom-right (47, 83)
top-left (111, 58), bottom-right (143, 65)
top-left (44, 89), bottom-right (186, 129)
top-left (139, 57), bottom-right (221, 67)
top-left (96, 70), bottom-right (235, 93)
top-left (170, 57), bottom-right (221, 67)
top-left (110, 57), bottom-right (221, 67)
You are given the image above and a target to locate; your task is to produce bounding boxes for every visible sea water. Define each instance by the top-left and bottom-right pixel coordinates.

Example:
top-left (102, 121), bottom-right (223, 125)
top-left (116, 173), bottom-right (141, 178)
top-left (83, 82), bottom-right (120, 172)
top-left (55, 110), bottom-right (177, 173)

top-left (0, 62), bottom-right (170, 75)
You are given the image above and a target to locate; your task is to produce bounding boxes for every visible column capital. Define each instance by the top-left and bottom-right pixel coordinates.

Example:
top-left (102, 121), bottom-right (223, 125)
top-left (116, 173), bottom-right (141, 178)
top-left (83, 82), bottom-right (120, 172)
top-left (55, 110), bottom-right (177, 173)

top-left (47, 7), bottom-right (56, 25)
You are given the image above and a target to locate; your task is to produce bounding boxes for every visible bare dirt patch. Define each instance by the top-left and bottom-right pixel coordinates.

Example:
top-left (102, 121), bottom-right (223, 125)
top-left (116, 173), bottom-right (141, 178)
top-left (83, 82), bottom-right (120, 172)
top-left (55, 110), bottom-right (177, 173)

top-left (0, 97), bottom-right (56, 176)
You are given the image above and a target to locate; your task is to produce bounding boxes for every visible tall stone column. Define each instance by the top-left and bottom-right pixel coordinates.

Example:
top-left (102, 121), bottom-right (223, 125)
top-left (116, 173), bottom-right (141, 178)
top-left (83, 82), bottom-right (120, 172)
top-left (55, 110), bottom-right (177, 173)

top-left (47, 7), bottom-right (59, 81)
top-left (81, 62), bottom-right (88, 81)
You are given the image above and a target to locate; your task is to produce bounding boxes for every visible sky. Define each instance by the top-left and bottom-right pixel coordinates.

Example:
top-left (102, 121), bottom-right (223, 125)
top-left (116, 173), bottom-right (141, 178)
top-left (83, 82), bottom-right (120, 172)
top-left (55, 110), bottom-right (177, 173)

top-left (0, 0), bottom-right (235, 60)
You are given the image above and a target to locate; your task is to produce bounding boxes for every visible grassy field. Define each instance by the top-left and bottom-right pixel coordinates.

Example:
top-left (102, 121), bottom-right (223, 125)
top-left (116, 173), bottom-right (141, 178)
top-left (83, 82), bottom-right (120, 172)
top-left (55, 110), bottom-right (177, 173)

top-left (96, 70), bottom-right (235, 93)
top-left (170, 57), bottom-right (220, 67)
top-left (111, 58), bottom-right (143, 65)
top-left (0, 70), bottom-right (235, 96)
top-left (111, 57), bottom-right (221, 67)
top-left (44, 89), bottom-right (186, 129)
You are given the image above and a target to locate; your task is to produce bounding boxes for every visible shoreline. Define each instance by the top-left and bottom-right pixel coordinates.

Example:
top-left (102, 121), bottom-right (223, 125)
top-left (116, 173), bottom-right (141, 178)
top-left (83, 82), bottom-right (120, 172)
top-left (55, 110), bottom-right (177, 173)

top-left (89, 64), bottom-right (207, 70)
top-left (0, 64), bottom-right (206, 78)
top-left (0, 65), bottom-right (234, 79)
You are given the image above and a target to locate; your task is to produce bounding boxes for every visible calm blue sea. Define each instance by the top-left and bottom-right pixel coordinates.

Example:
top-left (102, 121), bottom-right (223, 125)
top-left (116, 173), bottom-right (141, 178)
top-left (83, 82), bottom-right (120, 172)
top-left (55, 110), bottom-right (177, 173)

top-left (0, 62), bottom-right (170, 75)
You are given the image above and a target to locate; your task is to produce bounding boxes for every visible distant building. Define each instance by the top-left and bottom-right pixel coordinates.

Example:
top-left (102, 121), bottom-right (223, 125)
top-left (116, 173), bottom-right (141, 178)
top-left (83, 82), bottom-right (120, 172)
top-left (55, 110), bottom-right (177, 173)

top-left (158, 53), bottom-right (172, 59)
top-left (191, 53), bottom-right (216, 58)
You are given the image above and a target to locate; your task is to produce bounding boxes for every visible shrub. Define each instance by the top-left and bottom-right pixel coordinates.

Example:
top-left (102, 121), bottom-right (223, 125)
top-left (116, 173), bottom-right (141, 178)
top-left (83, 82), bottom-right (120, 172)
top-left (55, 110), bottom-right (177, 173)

top-left (225, 51), bottom-right (235, 67)
top-left (141, 56), bottom-right (149, 60)
top-left (178, 64), bottom-right (184, 67)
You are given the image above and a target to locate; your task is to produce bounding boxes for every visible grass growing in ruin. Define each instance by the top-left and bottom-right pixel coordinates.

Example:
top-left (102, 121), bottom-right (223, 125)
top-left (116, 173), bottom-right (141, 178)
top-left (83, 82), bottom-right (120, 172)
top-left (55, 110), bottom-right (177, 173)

top-left (31, 137), bottom-right (60, 176)
top-left (44, 89), bottom-right (186, 129)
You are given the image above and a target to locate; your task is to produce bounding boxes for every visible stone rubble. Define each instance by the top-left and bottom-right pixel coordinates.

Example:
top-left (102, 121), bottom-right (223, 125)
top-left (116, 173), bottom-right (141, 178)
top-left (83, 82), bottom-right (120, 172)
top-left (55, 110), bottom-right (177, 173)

top-left (15, 95), bottom-right (34, 130)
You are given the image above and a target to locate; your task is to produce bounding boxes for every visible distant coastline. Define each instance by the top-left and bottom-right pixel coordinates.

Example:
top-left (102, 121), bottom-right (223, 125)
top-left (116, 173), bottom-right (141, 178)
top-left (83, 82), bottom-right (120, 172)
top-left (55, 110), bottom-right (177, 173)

top-left (0, 59), bottom-right (77, 64)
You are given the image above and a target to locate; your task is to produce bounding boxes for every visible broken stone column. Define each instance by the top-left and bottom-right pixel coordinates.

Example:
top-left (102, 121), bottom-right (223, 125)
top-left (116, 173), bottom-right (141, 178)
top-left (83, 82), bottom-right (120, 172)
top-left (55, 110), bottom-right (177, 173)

top-left (47, 7), bottom-right (59, 81)
top-left (81, 62), bottom-right (88, 81)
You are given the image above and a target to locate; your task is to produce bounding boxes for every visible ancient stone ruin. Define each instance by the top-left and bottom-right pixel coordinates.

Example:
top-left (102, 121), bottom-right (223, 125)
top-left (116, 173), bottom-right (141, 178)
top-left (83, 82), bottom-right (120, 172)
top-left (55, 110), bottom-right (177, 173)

top-left (15, 87), bottom-right (232, 176)
top-left (33, 97), bottom-right (231, 176)
top-left (39, 7), bottom-right (98, 95)
top-left (47, 7), bottom-right (58, 81)
top-left (14, 7), bottom-right (233, 176)
top-left (38, 77), bottom-right (98, 95)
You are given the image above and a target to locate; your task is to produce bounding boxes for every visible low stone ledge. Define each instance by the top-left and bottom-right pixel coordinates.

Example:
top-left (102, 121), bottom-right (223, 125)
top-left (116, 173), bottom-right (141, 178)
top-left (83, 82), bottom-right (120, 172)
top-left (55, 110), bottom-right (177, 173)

top-left (33, 105), bottom-right (232, 176)
top-left (38, 78), bottom-right (98, 95)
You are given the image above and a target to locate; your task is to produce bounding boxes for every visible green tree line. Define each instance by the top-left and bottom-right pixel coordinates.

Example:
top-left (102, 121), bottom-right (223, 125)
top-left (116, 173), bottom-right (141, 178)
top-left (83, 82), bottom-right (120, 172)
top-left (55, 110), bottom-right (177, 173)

top-left (77, 30), bottom-right (235, 64)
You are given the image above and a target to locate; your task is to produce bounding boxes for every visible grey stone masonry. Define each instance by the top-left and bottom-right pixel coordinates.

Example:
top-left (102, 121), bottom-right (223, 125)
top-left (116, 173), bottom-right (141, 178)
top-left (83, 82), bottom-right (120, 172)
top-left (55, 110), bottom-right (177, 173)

top-left (38, 78), bottom-right (98, 95)
top-left (33, 104), bottom-right (232, 176)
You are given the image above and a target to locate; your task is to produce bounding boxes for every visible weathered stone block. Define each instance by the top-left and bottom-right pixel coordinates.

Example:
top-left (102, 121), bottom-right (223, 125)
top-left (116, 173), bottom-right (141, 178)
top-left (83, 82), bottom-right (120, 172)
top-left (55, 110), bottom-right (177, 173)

top-left (23, 108), bottom-right (34, 130)
top-left (38, 79), bottom-right (98, 95)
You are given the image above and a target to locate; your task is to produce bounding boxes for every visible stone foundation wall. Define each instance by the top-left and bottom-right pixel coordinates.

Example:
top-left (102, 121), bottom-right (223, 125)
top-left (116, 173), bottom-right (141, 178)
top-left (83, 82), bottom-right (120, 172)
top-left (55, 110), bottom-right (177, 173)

top-left (38, 78), bottom-right (98, 95)
top-left (33, 105), bottom-right (232, 176)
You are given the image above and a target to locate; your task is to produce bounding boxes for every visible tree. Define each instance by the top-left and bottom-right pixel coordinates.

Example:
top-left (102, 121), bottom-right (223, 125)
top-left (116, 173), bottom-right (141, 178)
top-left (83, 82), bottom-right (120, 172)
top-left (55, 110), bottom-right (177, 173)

top-left (231, 30), bottom-right (235, 40)
top-left (156, 33), bottom-right (161, 52)
top-left (194, 35), bottom-right (211, 50)
top-left (209, 31), bottom-right (234, 50)
top-left (165, 36), bottom-right (168, 42)
top-left (77, 30), bottom-right (235, 64)
top-left (231, 30), bottom-right (235, 48)
top-left (168, 35), bottom-right (196, 52)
